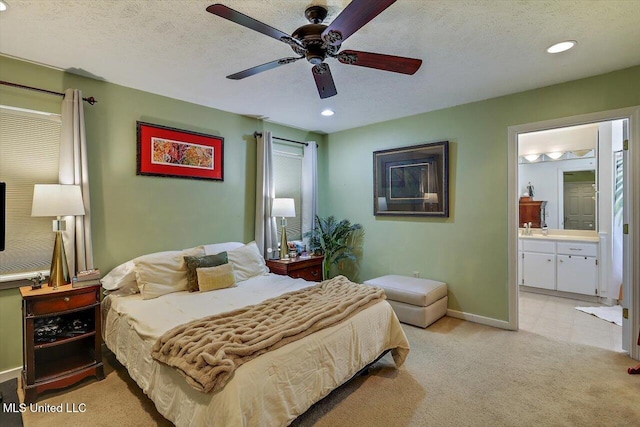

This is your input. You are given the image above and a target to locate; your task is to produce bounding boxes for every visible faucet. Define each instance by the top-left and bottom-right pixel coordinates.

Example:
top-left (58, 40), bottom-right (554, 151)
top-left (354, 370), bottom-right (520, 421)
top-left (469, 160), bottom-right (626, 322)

top-left (522, 222), bottom-right (534, 236)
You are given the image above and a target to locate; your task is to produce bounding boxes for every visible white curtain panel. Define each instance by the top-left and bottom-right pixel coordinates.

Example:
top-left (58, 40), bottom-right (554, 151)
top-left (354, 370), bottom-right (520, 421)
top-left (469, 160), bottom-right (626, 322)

top-left (301, 141), bottom-right (318, 242)
top-left (255, 131), bottom-right (278, 258)
top-left (59, 88), bottom-right (94, 275)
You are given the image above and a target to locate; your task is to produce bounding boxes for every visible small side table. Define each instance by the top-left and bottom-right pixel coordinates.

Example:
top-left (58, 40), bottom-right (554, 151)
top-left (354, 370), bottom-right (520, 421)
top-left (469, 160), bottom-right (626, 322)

top-left (266, 255), bottom-right (324, 282)
top-left (20, 283), bottom-right (104, 403)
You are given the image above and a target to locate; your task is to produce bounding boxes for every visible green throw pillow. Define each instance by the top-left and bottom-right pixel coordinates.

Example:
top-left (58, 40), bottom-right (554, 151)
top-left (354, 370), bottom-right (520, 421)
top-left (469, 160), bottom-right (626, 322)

top-left (184, 252), bottom-right (228, 292)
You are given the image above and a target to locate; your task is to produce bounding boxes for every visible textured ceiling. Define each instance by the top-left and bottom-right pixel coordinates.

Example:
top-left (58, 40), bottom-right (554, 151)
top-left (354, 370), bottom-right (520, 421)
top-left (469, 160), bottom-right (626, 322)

top-left (0, 0), bottom-right (639, 134)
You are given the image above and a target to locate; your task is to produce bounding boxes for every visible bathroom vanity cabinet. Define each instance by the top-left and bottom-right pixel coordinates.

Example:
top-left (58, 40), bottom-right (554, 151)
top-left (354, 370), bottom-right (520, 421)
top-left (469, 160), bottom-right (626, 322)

top-left (521, 240), bottom-right (555, 290)
top-left (556, 242), bottom-right (598, 295)
top-left (519, 237), bottom-right (598, 296)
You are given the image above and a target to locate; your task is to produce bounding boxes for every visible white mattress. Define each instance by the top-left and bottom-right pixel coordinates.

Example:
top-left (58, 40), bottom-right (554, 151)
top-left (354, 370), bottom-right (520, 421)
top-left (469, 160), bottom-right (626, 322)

top-left (102, 274), bottom-right (410, 427)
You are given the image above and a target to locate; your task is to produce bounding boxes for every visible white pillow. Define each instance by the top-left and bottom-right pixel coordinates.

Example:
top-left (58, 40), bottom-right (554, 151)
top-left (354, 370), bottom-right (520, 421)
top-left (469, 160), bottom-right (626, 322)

top-left (101, 260), bottom-right (137, 292)
top-left (203, 241), bottom-right (245, 255)
top-left (102, 246), bottom-right (208, 294)
top-left (103, 283), bottom-right (140, 297)
top-left (135, 247), bottom-right (205, 300)
top-left (227, 241), bottom-right (268, 282)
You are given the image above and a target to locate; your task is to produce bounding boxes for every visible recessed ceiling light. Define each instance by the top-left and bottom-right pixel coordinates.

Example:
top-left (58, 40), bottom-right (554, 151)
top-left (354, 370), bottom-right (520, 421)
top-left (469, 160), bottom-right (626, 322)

top-left (547, 40), bottom-right (577, 54)
top-left (321, 109), bottom-right (334, 116)
top-left (0, 1), bottom-right (8, 12)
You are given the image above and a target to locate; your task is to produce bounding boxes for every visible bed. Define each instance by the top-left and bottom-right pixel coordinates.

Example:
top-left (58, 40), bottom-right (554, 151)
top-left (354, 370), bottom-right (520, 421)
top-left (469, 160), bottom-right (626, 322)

top-left (101, 241), bottom-right (410, 427)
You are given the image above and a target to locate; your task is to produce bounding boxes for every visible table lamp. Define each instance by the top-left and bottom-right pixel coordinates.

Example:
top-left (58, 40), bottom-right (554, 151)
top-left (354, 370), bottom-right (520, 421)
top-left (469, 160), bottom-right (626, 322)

top-left (271, 198), bottom-right (295, 259)
top-left (31, 184), bottom-right (85, 289)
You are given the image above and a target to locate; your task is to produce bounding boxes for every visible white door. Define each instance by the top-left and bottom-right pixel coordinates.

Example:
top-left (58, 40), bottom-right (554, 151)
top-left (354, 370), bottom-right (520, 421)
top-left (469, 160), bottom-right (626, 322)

top-left (557, 255), bottom-right (597, 295)
top-left (564, 181), bottom-right (596, 230)
top-left (622, 123), bottom-right (630, 352)
top-left (522, 252), bottom-right (555, 290)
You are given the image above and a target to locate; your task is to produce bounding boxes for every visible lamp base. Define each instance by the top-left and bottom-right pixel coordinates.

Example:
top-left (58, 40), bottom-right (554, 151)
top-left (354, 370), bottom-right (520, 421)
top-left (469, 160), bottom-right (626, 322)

top-left (279, 224), bottom-right (288, 260)
top-left (48, 231), bottom-right (70, 289)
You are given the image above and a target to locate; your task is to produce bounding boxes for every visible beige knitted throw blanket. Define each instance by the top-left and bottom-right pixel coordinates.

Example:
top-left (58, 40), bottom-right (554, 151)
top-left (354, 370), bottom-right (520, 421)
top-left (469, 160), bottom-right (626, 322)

top-left (151, 275), bottom-right (385, 393)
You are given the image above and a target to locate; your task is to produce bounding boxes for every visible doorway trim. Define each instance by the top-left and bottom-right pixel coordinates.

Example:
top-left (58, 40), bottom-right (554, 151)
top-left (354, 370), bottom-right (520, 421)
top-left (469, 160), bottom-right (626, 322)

top-left (507, 105), bottom-right (640, 360)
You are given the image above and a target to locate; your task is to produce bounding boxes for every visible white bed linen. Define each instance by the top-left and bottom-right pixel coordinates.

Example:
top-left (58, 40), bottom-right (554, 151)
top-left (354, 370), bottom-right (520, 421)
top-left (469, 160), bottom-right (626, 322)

top-left (103, 273), bottom-right (409, 427)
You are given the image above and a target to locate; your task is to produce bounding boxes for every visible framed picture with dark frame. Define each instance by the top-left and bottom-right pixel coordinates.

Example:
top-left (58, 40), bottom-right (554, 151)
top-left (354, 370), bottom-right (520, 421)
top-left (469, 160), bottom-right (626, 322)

top-left (136, 121), bottom-right (224, 181)
top-left (373, 141), bottom-right (449, 217)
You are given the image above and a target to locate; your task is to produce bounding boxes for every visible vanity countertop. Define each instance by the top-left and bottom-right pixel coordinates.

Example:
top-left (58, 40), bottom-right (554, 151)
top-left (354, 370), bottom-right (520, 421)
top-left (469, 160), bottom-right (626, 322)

top-left (518, 229), bottom-right (599, 243)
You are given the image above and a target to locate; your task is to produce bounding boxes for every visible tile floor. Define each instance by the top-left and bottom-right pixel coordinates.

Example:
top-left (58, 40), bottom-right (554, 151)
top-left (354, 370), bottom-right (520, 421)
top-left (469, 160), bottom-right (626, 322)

top-left (519, 290), bottom-right (623, 352)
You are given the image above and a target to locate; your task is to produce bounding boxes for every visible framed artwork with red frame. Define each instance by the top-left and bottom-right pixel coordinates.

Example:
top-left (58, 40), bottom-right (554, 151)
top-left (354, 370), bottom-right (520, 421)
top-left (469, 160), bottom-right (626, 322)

top-left (136, 121), bottom-right (224, 181)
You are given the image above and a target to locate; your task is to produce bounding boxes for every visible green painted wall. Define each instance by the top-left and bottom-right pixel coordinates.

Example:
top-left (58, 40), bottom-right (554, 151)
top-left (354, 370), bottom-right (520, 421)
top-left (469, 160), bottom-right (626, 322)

top-left (0, 55), bottom-right (324, 372)
top-left (323, 66), bottom-right (640, 321)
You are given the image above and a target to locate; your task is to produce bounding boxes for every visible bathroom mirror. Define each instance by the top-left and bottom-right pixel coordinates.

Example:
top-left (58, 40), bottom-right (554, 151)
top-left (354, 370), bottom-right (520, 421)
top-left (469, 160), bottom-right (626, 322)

top-left (517, 124), bottom-right (598, 230)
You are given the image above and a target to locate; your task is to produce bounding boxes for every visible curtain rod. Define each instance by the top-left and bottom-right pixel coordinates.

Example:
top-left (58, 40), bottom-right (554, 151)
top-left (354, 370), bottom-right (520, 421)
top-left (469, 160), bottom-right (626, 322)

top-left (0, 80), bottom-right (97, 105)
top-left (253, 131), bottom-right (308, 147)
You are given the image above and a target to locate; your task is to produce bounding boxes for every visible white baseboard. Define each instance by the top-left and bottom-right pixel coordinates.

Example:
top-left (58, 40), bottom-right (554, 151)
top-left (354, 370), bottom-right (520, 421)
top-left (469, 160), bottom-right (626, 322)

top-left (0, 366), bottom-right (21, 383)
top-left (447, 309), bottom-right (514, 330)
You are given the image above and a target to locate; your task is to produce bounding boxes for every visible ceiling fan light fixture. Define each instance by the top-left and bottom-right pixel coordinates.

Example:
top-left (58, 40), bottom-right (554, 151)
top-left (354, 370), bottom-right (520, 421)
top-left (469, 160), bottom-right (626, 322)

top-left (546, 40), bottom-right (577, 54)
top-left (306, 52), bottom-right (324, 65)
top-left (321, 109), bottom-right (334, 116)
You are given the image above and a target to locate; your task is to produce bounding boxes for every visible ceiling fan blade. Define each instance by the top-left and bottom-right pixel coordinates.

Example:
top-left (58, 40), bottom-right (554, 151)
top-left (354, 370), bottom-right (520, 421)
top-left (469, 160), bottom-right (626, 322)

top-left (227, 57), bottom-right (303, 80)
top-left (312, 63), bottom-right (337, 99)
top-left (206, 4), bottom-right (297, 47)
top-left (322, 0), bottom-right (397, 45)
top-left (337, 50), bottom-right (422, 75)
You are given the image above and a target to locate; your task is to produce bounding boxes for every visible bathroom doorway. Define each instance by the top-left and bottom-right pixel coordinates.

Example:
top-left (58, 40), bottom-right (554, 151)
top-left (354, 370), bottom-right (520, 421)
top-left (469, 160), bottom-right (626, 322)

top-left (507, 106), bottom-right (640, 360)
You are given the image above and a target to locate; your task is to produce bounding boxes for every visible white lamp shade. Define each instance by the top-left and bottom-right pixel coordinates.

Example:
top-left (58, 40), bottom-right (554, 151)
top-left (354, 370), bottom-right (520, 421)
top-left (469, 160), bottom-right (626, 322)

top-left (271, 198), bottom-right (296, 217)
top-left (31, 184), bottom-right (85, 217)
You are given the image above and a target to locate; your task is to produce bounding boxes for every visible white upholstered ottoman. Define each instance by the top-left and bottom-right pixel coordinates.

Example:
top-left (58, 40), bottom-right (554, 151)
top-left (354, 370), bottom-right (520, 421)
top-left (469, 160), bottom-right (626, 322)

top-left (364, 275), bottom-right (447, 328)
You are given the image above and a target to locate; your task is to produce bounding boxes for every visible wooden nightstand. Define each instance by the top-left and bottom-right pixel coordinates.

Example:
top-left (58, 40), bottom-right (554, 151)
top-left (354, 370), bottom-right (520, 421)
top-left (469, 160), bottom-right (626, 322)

top-left (266, 255), bottom-right (324, 282)
top-left (20, 283), bottom-right (104, 403)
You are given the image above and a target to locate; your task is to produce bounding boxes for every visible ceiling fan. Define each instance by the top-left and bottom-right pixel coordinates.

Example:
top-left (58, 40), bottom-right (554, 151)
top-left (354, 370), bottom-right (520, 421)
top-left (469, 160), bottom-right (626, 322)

top-left (206, 0), bottom-right (422, 99)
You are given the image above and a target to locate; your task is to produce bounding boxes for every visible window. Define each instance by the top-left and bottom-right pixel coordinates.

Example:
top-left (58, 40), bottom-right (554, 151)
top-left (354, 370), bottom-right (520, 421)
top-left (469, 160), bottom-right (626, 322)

top-left (273, 143), bottom-right (303, 240)
top-left (0, 106), bottom-right (61, 277)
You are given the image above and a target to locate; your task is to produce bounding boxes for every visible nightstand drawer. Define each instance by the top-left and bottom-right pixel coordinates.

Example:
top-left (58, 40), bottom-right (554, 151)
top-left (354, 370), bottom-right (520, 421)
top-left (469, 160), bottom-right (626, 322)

top-left (266, 255), bottom-right (324, 283)
top-left (27, 289), bottom-right (97, 316)
top-left (289, 265), bottom-right (322, 281)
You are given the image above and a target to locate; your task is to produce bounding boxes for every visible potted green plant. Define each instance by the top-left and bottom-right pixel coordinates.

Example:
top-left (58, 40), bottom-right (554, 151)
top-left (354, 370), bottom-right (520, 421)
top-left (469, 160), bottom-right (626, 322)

top-left (304, 215), bottom-right (363, 280)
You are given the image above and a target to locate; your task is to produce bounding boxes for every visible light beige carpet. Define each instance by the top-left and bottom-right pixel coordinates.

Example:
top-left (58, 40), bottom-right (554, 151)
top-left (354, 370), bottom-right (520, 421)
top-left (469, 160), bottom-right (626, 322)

top-left (21, 317), bottom-right (640, 426)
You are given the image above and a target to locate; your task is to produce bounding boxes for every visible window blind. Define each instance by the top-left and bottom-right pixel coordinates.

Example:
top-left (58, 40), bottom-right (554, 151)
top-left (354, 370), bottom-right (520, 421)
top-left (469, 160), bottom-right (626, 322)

top-left (0, 106), bottom-right (61, 276)
top-left (273, 149), bottom-right (303, 241)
